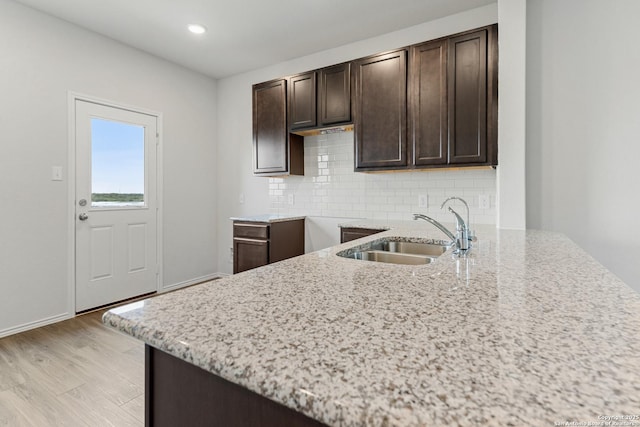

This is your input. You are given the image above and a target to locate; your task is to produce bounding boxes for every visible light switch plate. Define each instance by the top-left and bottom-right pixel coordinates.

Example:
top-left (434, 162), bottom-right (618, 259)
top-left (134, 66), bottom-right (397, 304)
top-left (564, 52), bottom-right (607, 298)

top-left (52, 166), bottom-right (63, 181)
top-left (287, 194), bottom-right (295, 205)
top-left (418, 194), bottom-right (428, 209)
top-left (239, 193), bottom-right (244, 204)
top-left (479, 195), bottom-right (490, 209)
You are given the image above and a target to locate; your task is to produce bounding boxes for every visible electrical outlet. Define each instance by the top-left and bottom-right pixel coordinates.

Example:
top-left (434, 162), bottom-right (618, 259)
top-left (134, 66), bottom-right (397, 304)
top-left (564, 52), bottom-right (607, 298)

top-left (287, 194), bottom-right (295, 205)
top-left (239, 193), bottom-right (244, 204)
top-left (479, 195), bottom-right (490, 209)
top-left (229, 247), bottom-right (233, 263)
top-left (418, 194), bottom-right (428, 209)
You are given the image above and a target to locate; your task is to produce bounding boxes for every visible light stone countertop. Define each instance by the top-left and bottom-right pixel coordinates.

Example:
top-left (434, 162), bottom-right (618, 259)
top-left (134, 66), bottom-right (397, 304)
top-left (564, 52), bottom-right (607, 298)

top-left (103, 224), bottom-right (640, 426)
top-left (338, 219), bottom-right (419, 230)
top-left (230, 213), bottom-right (306, 223)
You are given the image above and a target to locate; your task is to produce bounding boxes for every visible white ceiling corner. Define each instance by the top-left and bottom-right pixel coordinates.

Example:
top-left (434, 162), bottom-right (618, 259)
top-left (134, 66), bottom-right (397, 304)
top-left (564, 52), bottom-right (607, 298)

top-left (14, 0), bottom-right (495, 79)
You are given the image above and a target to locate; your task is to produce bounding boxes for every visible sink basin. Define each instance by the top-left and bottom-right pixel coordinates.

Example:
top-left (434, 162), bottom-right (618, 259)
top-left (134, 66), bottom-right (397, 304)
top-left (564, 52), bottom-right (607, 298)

top-left (337, 237), bottom-right (451, 265)
top-left (345, 250), bottom-right (436, 265)
top-left (369, 241), bottom-right (449, 257)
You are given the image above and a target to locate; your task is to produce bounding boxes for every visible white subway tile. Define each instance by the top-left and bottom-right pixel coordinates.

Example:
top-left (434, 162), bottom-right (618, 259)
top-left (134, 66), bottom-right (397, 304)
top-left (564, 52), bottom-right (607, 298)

top-left (268, 133), bottom-right (497, 224)
top-left (453, 179), bottom-right (476, 188)
top-left (388, 212), bottom-right (407, 220)
top-left (371, 211), bottom-right (389, 220)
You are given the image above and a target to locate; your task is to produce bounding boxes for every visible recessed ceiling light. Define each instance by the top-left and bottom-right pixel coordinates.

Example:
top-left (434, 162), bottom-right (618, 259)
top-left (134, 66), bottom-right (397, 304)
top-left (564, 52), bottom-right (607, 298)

top-left (188, 24), bottom-right (207, 35)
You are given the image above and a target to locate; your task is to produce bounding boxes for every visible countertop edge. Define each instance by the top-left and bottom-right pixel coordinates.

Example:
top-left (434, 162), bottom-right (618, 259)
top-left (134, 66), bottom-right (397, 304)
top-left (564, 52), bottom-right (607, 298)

top-left (230, 214), bottom-right (306, 223)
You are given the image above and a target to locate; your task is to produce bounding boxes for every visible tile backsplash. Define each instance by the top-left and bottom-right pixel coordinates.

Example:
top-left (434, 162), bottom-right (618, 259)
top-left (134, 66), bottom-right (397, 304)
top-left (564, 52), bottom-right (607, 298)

top-left (269, 131), bottom-right (497, 225)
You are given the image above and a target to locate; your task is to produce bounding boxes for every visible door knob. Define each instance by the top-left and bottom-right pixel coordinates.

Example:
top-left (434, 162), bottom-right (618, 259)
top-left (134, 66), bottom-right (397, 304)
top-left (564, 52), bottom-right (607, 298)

top-left (79, 213), bottom-right (89, 221)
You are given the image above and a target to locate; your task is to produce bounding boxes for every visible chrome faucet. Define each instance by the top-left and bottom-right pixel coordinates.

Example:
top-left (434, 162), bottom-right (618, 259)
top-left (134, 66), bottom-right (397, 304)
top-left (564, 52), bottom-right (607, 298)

top-left (413, 196), bottom-right (474, 254)
top-left (441, 197), bottom-right (473, 252)
top-left (412, 213), bottom-right (456, 242)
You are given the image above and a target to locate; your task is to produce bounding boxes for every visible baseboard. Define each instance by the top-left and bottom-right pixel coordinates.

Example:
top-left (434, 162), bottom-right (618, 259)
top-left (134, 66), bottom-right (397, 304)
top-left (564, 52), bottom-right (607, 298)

top-left (161, 273), bottom-right (228, 292)
top-left (0, 312), bottom-right (72, 339)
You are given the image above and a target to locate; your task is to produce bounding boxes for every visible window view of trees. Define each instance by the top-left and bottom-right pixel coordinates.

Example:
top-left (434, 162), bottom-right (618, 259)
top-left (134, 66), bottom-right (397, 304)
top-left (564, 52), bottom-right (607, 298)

top-left (91, 118), bottom-right (145, 207)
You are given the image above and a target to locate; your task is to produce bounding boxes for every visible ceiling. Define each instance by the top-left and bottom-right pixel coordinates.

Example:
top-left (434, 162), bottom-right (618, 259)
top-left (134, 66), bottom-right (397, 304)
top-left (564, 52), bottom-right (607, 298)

top-left (15, 0), bottom-right (495, 79)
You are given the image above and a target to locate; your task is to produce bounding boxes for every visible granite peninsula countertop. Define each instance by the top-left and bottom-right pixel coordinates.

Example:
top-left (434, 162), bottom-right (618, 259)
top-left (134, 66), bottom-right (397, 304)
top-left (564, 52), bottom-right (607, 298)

top-left (104, 224), bottom-right (640, 426)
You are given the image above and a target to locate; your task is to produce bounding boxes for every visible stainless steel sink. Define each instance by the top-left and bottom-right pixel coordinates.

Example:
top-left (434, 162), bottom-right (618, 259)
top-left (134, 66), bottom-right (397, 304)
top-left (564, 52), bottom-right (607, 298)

top-left (370, 241), bottom-right (449, 257)
top-left (337, 238), bottom-right (451, 265)
top-left (345, 250), bottom-right (436, 265)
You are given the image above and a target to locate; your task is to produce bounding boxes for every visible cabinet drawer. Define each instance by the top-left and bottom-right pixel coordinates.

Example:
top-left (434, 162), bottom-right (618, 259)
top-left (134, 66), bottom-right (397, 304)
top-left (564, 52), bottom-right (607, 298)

top-left (233, 223), bottom-right (269, 239)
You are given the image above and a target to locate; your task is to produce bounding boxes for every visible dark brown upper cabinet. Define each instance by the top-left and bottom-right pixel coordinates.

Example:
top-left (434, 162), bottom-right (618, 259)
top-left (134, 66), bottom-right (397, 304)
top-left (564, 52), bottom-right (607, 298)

top-left (353, 49), bottom-right (408, 170)
top-left (448, 26), bottom-right (495, 165)
top-left (288, 63), bottom-right (352, 132)
top-left (252, 79), bottom-right (303, 176)
top-left (318, 63), bottom-right (351, 126)
top-left (288, 72), bottom-right (317, 130)
top-left (409, 24), bottom-right (498, 169)
top-left (409, 39), bottom-right (448, 166)
top-left (252, 24), bottom-right (497, 176)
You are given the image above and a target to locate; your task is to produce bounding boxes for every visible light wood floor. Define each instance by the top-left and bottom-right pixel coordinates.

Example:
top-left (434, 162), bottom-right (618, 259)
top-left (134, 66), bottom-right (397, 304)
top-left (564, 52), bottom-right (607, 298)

top-left (0, 310), bottom-right (144, 426)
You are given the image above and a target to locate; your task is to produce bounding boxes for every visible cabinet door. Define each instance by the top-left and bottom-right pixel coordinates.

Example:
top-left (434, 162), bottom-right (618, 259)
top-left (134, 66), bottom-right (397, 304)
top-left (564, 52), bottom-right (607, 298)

top-left (448, 28), bottom-right (488, 164)
top-left (318, 63), bottom-right (351, 126)
top-left (253, 79), bottom-right (288, 174)
top-left (288, 72), bottom-right (316, 130)
top-left (233, 238), bottom-right (269, 274)
top-left (354, 50), bottom-right (407, 170)
top-left (409, 39), bottom-right (448, 166)
top-left (270, 219), bottom-right (305, 263)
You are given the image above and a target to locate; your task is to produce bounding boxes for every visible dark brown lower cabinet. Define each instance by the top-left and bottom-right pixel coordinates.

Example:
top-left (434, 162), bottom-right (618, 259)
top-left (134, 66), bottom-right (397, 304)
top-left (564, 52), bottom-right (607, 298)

top-left (145, 345), bottom-right (326, 427)
top-left (340, 227), bottom-right (384, 243)
top-left (233, 219), bottom-right (305, 274)
top-left (233, 238), bottom-right (268, 274)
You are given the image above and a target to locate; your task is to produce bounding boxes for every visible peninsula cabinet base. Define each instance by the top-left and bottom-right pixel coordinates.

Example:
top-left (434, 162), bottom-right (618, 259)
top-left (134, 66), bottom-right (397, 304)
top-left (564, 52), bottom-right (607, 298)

top-left (145, 345), bottom-right (326, 427)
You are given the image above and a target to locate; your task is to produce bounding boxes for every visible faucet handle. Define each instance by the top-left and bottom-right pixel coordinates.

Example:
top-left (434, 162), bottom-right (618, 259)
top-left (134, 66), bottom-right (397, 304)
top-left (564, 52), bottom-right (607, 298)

top-left (447, 207), bottom-right (466, 231)
top-left (446, 206), bottom-right (474, 252)
top-left (441, 196), bottom-right (471, 233)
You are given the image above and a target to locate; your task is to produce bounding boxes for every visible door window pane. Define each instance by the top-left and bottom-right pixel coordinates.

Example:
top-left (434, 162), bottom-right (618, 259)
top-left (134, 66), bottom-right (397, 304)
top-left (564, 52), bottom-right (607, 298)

top-left (91, 118), bottom-right (145, 207)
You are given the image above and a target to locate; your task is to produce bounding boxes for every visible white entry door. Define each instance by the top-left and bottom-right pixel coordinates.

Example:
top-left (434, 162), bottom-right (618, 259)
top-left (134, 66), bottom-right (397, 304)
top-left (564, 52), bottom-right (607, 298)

top-left (75, 100), bottom-right (158, 312)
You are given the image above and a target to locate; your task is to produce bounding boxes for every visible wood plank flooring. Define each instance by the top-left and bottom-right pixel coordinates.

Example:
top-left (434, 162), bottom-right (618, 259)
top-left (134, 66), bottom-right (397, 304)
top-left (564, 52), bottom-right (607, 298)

top-left (0, 310), bottom-right (144, 426)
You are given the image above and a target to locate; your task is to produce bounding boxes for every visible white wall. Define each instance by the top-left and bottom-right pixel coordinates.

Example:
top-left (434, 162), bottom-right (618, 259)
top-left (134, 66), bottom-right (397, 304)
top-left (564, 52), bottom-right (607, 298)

top-left (526, 0), bottom-right (640, 292)
top-left (216, 4), bottom-right (500, 274)
top-left (497, 0), bottom-right (527, 229)
top-left (0, 0), bottom-right (218, 335)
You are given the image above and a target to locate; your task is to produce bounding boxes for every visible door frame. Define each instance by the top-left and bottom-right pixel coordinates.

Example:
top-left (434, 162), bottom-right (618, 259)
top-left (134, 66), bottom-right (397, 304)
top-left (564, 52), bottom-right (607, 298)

top-left (67, 92), bottom-right (164, 314)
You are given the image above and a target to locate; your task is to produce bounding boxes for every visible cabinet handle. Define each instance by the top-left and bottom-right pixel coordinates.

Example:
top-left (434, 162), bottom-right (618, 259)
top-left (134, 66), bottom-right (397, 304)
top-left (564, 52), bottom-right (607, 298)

top-left (233, 237), bottom-right (268, 243)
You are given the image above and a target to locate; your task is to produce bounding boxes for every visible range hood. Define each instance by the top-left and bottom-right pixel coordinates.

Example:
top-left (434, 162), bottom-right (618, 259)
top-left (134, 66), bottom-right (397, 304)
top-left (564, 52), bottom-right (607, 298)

top-left (291, 124), bottom-right (353, 137)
